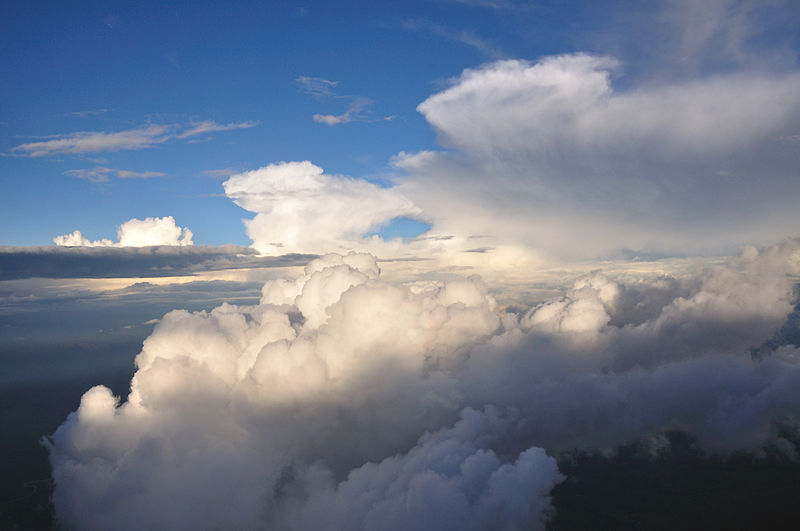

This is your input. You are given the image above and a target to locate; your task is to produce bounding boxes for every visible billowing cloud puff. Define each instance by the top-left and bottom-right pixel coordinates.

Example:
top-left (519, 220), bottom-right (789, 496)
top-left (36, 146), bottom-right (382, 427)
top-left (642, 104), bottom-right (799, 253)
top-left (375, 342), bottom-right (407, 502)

top-left (399, 54), bottom-right (800, 258)
top-left (222, 161), bottom-right (420, 255)
top-left (54, 216), bottom-right (194, 247)
top-left (48, 240), bottom-right (800, 529)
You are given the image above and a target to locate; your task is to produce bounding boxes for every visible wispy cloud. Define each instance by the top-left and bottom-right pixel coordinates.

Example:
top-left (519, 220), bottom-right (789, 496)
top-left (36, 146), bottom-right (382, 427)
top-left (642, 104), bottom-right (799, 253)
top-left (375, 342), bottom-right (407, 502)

top-left (402, 19), bottom-right (503, 58)
top-left (297, 77), bottom-right (388, 126)
top-left (70, 108), bottom-right (112, 118)
top-left (64, 167), bottom-right (166, 183)
top-left (11, 119), bottom-right (259, 157)
top-left (296, 76), bottom-right (340, 99)
top-left (11, 125), bottom-right (171, 157)
top-left (176, 120), bottom-right (259, 139)
top-left (312, 98), bottom-right (373, 126)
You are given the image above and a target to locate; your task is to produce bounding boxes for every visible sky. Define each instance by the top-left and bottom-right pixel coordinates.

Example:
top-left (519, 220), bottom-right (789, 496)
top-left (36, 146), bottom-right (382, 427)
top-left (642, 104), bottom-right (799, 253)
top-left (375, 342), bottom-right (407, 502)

top-left (3, 1), bottom-right (800, 529)
top-left (2, 0), bottom-right (798, 258)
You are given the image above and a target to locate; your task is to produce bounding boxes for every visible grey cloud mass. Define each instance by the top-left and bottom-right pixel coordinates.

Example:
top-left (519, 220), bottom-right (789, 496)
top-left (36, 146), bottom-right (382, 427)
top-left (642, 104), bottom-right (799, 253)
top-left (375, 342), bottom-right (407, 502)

top-left (398, 53), bottom-right (800, 258)
top-left (0, 245), bottom-right (316, 280)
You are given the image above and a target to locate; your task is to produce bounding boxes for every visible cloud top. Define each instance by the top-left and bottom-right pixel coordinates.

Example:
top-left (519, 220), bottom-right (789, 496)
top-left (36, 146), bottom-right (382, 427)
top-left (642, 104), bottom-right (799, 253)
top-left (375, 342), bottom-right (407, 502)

top-left (54, 216), bottom-right (194, 247)
top-left (399, 54), bottom-right (800, 258)
top-left (47, 239), bottom-right (800, 529)
top-left (223, 161), bottom-right (420, 255)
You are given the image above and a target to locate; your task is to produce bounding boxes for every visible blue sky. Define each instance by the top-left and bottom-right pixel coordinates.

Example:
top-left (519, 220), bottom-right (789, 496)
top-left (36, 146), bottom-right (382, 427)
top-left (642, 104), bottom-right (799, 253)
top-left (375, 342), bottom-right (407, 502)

top-left (2, 0), bottom-right (799, 257)
top-left (1, 0), bottom-right (523, 245)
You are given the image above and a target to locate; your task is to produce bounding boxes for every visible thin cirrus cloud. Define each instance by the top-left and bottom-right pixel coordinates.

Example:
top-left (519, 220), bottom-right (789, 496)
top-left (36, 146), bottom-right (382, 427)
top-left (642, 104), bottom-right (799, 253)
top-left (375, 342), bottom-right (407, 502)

top-left (401, 19), bottom-right (503, 59)
top-left (64, 167), bottom-right (166, 183)
top-left (11, 124), bottom-right (171, 157)
top-left (176, 120), bottom-right (259, 139)
top-left (297, 76), bottom-right (387, 126)
top-left (10, 120), bottom-right (258, 157)
top-left (312, 98), bottom-right (373, 126)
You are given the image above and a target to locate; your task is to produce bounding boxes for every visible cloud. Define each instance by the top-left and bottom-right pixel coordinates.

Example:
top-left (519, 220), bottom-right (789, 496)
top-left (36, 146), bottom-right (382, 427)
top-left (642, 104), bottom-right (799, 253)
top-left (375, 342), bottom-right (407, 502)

top-left (223, 161), bottom-right (421, 255)
top-left (312, 98), bottom-right (372, 126)
top-left (70, 108), bottom-right (112, 118)
top-left (11, 120), bottom-right (258, 157)
top-left (11, 125), bottom-right (171, 157)
top-left (0, 245), bottom-right (315, 281)
top-left (402, 19), bottom-right (503, 59)
top-left (64, 167), bottom-right (166, 182)
top-left (54, 216), bottom-right (193, 248)
top-left (396, 54), bottom-right (800, 258)
top-left (297, 76), bottom-right (380, 126)
top-left (296, 76), bottom-right (340, 98)
top-left (176, 120), bottom-right (259, 139)
top-left (46, 239), bottom-right (800, 529)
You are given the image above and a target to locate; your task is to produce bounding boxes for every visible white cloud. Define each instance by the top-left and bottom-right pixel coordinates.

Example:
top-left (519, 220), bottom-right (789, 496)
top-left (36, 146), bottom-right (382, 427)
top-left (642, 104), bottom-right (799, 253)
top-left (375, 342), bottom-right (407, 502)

top-left (397, 54), bottom-right (800, 258)
top-left (176, 120), bottom-right (259, 139)
top-left (46, 239), bottom-right (800, 529)
top-left (11, 125), bottom-right (171, 157)
top-left (222, 161), bottom-right (420, 255)
top-left (54, 216), bottom-right (193, 247)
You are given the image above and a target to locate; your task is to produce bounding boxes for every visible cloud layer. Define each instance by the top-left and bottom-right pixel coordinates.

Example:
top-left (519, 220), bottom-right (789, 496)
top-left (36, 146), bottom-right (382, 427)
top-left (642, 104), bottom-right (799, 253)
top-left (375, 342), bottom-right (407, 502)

top-left (48, 238), bottom-right (800, 529)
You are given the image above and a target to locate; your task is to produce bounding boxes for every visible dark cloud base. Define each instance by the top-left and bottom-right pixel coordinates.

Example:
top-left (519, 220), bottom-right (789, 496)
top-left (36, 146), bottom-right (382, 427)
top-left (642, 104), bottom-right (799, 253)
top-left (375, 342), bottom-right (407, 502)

top-left (0, 246), bottom-right (316, 280)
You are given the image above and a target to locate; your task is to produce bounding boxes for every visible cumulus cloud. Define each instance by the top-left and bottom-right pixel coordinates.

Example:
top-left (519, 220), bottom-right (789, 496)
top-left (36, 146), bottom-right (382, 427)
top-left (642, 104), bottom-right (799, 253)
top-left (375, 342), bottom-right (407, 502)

top-left (397, 54), bottom-right (800, 258)
top-left (47, 238), bottom-right (800, 529)
top-left (223, 161), bottom-right (421, 255)
top-left (54, 216), bottom-right (193, 248)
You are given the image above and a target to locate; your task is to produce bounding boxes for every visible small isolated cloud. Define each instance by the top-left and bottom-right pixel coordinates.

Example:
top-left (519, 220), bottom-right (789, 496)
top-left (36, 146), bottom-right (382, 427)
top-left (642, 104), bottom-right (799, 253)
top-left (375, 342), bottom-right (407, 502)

top-left (177, 120), bottom-right (259, 139)
top-left (297, 77), bottom-right (380, 126)
top-left (53, 216), bottom-right (193, 247)
top-left (64, 167), bottom-right (165, 182)
top-left (312, 98), bottom-right (372, 126)
top-left (223, 161), bottom-right (419, 254)
top-left (115, 169), bottom-right (166, 179)
top-left (11, 125), bottom-right (171, 157)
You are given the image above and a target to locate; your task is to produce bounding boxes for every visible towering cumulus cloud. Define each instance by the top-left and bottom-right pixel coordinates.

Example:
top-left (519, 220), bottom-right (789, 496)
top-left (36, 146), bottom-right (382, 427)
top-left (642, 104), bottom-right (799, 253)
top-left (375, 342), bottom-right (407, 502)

top-left (222, 161), bottom-right (420, 255)
top-left (400, 54), bottom-right (800, 257)
top-left (54, 216), bottom-right (194, 247)
top-left (48, 238), bottom-right (800, 530)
